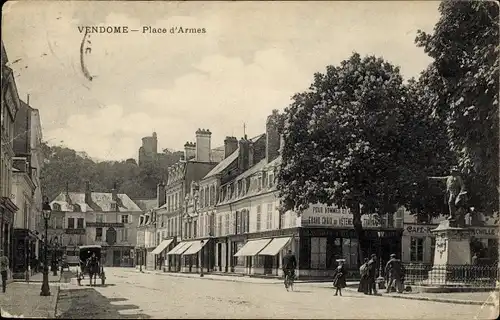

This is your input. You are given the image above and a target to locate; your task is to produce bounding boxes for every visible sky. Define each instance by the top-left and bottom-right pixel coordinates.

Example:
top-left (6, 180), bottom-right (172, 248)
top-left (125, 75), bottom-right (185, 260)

top-left (2, 1), bottom-right (441, 162)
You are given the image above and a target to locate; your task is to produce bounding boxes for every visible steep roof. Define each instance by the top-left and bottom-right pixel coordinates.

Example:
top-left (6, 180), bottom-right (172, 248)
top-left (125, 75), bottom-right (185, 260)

top-left (51, 191), bottom-right (142, 212)
top-left (134, 199), bottom-right (158, 211)
top-left (204, 148), bottom-right (239, 179)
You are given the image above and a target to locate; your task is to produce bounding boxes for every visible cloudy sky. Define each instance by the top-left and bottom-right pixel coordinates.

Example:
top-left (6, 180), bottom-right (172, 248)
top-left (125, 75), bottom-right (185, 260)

top-left (2, 1), bottom-right (440, 161)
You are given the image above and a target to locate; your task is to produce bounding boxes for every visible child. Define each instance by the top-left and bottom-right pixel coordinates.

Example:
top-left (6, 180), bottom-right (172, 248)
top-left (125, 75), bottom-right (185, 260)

top-left (332, 259), bottom-right (347, 296)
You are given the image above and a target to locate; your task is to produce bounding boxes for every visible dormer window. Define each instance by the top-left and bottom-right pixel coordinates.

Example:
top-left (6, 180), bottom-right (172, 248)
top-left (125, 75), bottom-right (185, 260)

top-left (52, 203), bottom-right (61, 211)
top-left (73, 204), bottom-right (81, 212)
top-left (110, 203), bottom-right (117, 211)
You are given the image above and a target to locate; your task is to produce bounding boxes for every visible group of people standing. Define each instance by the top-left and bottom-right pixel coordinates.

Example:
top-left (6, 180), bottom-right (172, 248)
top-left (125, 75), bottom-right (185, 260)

top-left (330, 253), bottom-right (405, 297)
top-left (358, 253), bottom-right (404, 295)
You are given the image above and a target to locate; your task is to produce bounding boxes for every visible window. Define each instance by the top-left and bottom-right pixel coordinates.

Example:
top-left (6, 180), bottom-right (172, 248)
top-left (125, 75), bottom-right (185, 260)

top-left (168, 197), bottom-right (171, 212)
top-left (281, 213), bottom-right (285, 229)
top-left (410, 237), bottom-right (424, 262)
top-left (157, 232), bottom-right (161, 246)
top-left (218, 216), bottom-right (223, 237)
top-left (205, 188), bottom-right (209, 206)
top-left (121, 214), bottom-right (129, 224)
top-left (162, 231), bottom-right (166, 239)
top-left (96, 214), bottom-right (104, 223)
top-left (225, 213), bottom-right (230, 235)
top-left (77, 218), bottom-right (84, 229)
top-left (257, 176), bottom-right (262, 191)
top-left (266, 204), bottom-right (273, 230)
top-left (268, 173), bottom-right (274, 187)
top-left (310, 237), bottom-right (327, 269)
top-left (200, 190), bottom-right (205, 208)
top-left (193, 221), bottom-right (197, 238)
top-left (110, 203), bottom-right (117, 211)
top-left (96, 228), bottom-right (103, 241)
top-left (67, 218), bottom-right (75, 229)
top-left (256, 205), bottom-right (262, 232)
top-left (210, 186), bottom-right (215, 205)
top-left (55, 216), bottom-right (63, 229)
top-left (121, 228), bottom-right (128, 241)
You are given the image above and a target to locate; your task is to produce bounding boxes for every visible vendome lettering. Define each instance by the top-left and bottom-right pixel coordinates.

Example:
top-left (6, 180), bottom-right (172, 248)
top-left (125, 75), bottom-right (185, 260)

top-left (78, 26), bottom-right (130, 34)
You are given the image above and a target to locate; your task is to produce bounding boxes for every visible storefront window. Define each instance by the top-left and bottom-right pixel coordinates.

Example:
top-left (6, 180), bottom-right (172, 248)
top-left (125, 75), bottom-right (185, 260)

top-left (310, 237), bottom-right (327, 269)
top-left (430, 237), bottom-right (436, 265)
top-left (410, 237), bottom-right (424, 262)
top-left (342, 238), bottom-right (359, 269)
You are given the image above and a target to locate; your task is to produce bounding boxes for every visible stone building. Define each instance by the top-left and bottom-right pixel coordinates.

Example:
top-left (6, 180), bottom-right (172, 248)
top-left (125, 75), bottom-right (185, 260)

top-left (1, 41), bottom-right (20, 280)
top-left (49, 182), bottom-right (142, 267)
top-left (10, 99), bottom-right (44, 279)
top-left (149, 129), bottom-right (224, 271)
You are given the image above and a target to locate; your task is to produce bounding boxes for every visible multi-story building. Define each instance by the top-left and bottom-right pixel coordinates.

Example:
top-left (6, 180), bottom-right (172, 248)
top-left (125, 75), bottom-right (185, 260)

top-left (163, 111), bottom-right (404, 279)
top-left (1, 41), bottom-right (21, 279)
top-left (49, 182), bottom-right (142, 266)
top-left (134, 197), bottom-right (158, 270)
top-left (10, 99), bottom-right (44, 278)
top-left (150, 129), bottom-right (223, 271)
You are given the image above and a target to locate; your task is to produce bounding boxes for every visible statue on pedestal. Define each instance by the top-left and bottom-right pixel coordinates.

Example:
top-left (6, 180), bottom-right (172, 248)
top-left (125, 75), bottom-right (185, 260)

top-left (428, 166), bottom-right (468, 227)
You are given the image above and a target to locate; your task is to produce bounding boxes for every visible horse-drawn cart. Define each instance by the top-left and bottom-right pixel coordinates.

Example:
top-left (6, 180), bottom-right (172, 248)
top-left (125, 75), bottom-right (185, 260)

top-left (76, 245), bottom-right (106, 286)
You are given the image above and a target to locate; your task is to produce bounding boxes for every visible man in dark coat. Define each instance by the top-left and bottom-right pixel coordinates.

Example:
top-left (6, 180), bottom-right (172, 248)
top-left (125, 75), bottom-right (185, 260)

top-left (367, 254), bottom-right (378, 295)
top-left (385, 253), bottom-right (403, 293)
top-left (358, 258), bottom-right (369, 294)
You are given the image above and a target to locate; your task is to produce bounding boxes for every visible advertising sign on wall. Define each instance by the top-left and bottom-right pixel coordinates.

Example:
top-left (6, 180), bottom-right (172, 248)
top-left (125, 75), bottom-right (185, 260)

top-left (301, 204), bottom-right (382, 228)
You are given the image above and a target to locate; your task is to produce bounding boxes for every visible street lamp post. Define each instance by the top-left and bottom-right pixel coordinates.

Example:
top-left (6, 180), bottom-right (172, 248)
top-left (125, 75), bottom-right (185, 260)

top-left (377, 230), bottom-right (386, 290)
top-left (40, 197), bottom-right (51, 296)
top-left (200, 240), bottom-right (204, 277)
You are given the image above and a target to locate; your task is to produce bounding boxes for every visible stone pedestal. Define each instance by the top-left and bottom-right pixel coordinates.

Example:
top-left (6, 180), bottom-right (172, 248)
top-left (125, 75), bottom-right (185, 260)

top-left (426, 220), bottom-right (472, 285)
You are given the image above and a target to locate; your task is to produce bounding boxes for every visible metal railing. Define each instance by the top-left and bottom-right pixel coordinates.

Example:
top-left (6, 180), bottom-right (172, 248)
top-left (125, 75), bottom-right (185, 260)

top-left (402, 263), bottom-right (499, 287)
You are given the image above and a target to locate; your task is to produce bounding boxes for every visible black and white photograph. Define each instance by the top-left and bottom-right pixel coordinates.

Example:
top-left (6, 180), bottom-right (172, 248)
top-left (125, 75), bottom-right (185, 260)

top-left (1, 0), bottom-right (499, 318)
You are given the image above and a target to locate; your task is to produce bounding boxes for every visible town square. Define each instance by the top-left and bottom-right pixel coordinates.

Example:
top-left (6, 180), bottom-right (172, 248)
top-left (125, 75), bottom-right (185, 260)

top-left (1, 1), bottom-right (499, 319)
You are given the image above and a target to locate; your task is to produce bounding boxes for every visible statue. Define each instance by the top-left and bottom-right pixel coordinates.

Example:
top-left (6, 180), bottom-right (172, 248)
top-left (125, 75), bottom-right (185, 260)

top-left (428, 166), bottom-right (467, 226)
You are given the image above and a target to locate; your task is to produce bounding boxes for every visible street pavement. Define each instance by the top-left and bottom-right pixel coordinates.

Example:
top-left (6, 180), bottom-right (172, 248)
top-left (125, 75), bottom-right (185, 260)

top-left (0, 270), bottom-right (74, 318)
top-left (54, 268), bottom-right (499, 319)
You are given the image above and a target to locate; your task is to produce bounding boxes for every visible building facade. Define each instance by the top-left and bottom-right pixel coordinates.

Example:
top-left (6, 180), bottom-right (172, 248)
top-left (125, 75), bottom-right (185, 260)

top-left (1, 41), bottom-right (20, 280)
top-left (402, 210), bottom-right (499, 265)
top-left (147, 129), bottom-right (223, 271)
top-left (10, 99), bottom-right (44, 278)
top-left (49, 182), bottom-right (142, 267)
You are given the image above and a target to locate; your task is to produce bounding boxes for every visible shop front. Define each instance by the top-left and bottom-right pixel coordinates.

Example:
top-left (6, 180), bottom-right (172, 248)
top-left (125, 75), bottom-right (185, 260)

top-left (101, 245), bottom-right (135, 267)
top-left (402, 223), bottom-right (499, 265)
top-left (298, 227), bottom-right (402, 278)
top-left (11, 228), bottom-right (38, 278)
top-left (151, 237), bottom-right (175, 271)
top-left (165, 238), bottom-right (214, 273)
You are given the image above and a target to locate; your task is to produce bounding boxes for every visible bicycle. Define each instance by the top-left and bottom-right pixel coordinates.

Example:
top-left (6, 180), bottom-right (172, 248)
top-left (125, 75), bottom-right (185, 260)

top-left (284, 269), bottom-right (295, 292)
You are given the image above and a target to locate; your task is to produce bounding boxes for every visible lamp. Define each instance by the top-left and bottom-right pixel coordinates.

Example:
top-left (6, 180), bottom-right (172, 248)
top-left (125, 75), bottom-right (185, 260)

top-left (376, 230), bottom-right (386, 290)
top-left (40, 196), bottom-right (51, 296)
top-left (200, 240), bottom-right (205, 277)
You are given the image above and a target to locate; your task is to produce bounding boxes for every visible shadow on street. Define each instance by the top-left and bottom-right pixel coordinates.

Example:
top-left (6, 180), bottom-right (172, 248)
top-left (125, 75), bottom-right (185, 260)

top-left (56, 288), bottom-right (150, 319)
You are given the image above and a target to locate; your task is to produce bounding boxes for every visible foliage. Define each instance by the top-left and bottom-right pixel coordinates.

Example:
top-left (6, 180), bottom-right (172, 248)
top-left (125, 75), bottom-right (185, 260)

top-left (415, 1), bottom-right (499, 215)
top-left (40, 142), bottom-right (182, 201)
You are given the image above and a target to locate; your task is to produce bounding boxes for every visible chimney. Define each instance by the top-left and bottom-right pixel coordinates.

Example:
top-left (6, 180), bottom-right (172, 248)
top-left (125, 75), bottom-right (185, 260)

top-left (111, 182), bottom-right (118, 201)
top-left (195, 129), bottom-right (212, 162)
top-left (266, 110), bottom-right (281, 163)
top-left (85, 181), bottom-right (91, 204)
top-left (184, 142), bottom-right (196, 161)
top-left (157, 182), bottom-right (166, 207)
top-left (238, 137), bottom-right (250, 171)
top-left (224, 136), bottom-right (238, 159)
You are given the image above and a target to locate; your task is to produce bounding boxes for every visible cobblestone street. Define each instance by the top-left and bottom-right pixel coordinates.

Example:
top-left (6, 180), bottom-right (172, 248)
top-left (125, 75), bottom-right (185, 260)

top-left (54, 268), bottom-right (498, 319)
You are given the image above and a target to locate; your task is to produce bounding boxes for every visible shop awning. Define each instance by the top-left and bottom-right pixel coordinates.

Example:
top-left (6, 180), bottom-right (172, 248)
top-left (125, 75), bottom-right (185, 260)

top-left (258, 237), bottom-right (291, 256)
top-left (182, 240), bottom-right (209, 255)
top-left (234, 239), bottom-right (272, 257)
top-left (151, 239), bottom-right (174, 255)
top-left (166, 242), bottom-right (193, 255)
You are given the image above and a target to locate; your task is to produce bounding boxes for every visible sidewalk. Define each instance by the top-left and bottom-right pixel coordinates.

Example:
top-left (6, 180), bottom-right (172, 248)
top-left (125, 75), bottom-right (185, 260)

top-left (13, 272), bottom-right (63, 283)
top-left (0, 282), bottom-right (59, 318)
top-left (136, 269), bottom-right (499, 306)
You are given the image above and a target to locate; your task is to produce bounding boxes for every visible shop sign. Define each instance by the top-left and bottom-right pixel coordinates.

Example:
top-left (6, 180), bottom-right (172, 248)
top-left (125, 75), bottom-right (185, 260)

top-left (86, 222), bottom-right (124, 228)
top-left (404, 224), bottom-right (499, 238)
top-left (301, 210), bottom-right (382, 228)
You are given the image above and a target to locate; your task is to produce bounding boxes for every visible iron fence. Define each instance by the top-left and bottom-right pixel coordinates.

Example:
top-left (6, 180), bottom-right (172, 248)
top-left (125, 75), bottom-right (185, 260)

top-left (402, 263), bottom-right (499, 287)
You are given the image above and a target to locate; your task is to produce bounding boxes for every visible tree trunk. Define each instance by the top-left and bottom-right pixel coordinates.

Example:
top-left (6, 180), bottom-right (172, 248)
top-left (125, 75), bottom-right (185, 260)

top-left (352, 202), bottom-right (365, 267)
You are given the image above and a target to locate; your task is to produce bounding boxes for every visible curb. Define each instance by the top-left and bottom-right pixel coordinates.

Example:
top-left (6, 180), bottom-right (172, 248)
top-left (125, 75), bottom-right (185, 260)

top-left (343, 287), bottom-right (497, 306)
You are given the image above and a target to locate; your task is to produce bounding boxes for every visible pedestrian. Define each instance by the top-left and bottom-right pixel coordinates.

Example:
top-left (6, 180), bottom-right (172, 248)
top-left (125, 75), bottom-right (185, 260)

top-left (367, 254), bottom-right (378, 295)
top-left (0, 249), bottom-right (9, 293)
top-left (358, 258), bottom-right (369, 294)
top-left (385, 253), bottom-right (403, 293)
top-left (332, 259), bottom-right (347, 296)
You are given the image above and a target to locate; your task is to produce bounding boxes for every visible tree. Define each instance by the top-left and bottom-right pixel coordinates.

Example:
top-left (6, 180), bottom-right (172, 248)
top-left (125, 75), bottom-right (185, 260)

top-left (40, 142), bottom-right (182, 200)
top-left (277, 52), bottom-right (455, 262)
top-left (415, 1), bottom-right (499, 215)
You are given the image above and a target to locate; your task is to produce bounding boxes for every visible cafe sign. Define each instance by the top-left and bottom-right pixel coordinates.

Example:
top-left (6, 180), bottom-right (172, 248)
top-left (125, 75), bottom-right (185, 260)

top-left (404, 224), bottom-right (499, 238)
top-left (86, 222), bottom-right (124, 228)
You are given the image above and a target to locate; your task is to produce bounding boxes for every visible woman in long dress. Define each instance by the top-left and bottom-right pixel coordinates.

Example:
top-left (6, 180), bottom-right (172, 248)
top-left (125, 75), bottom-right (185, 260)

top-left (332, 259), bottom-right (347, 296)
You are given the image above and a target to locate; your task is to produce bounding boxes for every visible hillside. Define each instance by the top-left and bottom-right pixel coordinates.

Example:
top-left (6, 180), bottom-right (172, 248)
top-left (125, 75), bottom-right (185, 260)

top-left (40, 142), bottom-right (183, 200)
